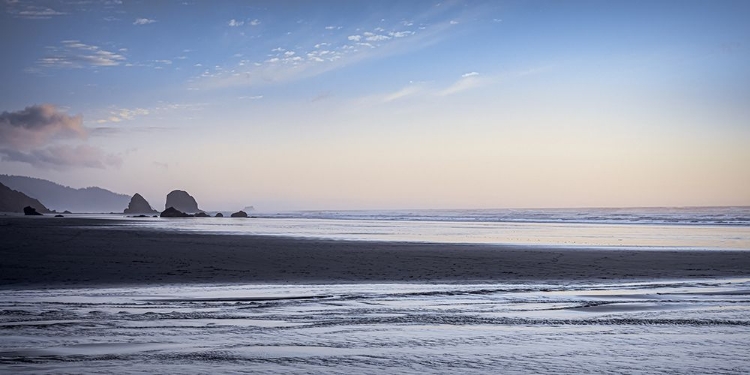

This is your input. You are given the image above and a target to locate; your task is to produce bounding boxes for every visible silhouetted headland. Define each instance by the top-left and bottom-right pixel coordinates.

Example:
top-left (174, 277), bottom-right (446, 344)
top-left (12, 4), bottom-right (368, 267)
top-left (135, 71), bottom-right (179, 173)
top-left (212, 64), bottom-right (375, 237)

top-left (0, 181), bottom-right (50, 214)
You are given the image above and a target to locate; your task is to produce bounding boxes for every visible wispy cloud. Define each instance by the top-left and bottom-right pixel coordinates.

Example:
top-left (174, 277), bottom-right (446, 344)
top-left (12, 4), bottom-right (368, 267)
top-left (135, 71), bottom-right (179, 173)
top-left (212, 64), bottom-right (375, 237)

top-left (92, 102), bottom-right (205, 125)
top-left (133, 18), bottom-right (156, 25)
top-left (33, 40), bottom-right (126, 69)
top-left (238, 95), bottom-right (263, 100)
top-left (361, 72), bottom-right (493, 105)
top-left (228, 19), bottom-right (243, 27)
top-left (95, 107), bottom-right (150, 124)
top-left (0, 144), bottom-right (122, 169)
top-left (382, 84), bottom-right (425, 103)
top-left (5, 2), bottom-right (66, 19)
top-left (437, 72), bottom-right (486, 96)
top-left (190, 2), bottom-right (481, 90)
top-left (193, 18), bottom-right (458, 90)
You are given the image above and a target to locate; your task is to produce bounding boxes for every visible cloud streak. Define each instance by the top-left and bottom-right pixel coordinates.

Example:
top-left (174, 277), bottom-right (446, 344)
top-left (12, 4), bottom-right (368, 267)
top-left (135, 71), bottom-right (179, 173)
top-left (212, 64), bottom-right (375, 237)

top-left (34, 40), bottom-right (126, 69)
top-left (5, 2), bottom-right (66, 19)
top-left (192, 3), bottom-right (472, 90)
top-left (95, 107), bottom-right (150, 124)
top-left (364, 73), bottom-right (489, 104)
top-left (0, 144), bottom-right (122, 169)
top-left (133, 18), bottom-right (156, 25)
top-left (437, 72), bottom-right (486, 96)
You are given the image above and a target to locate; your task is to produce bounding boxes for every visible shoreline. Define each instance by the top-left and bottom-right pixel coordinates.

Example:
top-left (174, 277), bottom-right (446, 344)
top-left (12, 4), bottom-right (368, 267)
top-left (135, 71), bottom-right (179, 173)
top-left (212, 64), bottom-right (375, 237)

top-left (2, 217), bottom-right (750, 289)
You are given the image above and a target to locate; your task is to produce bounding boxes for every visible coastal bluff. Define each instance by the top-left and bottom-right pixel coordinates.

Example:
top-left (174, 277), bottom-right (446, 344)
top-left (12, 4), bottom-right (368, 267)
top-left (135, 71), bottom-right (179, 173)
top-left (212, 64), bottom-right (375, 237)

top-left (0, 182), bottom-right (50, 214)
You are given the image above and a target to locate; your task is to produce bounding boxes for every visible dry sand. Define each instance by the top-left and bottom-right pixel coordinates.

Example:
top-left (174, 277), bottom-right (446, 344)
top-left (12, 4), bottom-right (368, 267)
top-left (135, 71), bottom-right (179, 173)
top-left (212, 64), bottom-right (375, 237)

top-left (1, 217), bottom-right (749, 288)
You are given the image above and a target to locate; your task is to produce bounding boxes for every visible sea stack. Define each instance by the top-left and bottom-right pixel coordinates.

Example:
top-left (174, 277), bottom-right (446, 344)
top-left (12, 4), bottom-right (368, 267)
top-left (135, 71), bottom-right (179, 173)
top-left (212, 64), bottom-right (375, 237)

top-left (230, 210), bottom-right (248, 218)
top-left (165, 190), bottom-right (200, 213)
top-left (124, 193), bottom-right (157, 214)
top-left (160, 207), bottom-right (191, 217)
top-left (23, 206), bottom-right (42, 215)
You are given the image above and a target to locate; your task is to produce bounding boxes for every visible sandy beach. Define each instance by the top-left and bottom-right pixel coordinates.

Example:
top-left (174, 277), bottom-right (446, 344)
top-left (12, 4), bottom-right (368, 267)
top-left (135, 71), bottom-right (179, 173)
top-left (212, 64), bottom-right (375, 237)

top-left (1, 216), bottom-right (749, 288)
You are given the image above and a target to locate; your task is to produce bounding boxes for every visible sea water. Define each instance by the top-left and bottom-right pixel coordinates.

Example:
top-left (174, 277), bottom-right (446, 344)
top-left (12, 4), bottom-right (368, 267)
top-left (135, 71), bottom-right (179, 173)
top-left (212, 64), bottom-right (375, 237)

top-left (2, 207), bottom-right (750, 373)
top-left (1, 280), bottom-right (749, 373)
top-left (104, 206), bottom-right (750, 250)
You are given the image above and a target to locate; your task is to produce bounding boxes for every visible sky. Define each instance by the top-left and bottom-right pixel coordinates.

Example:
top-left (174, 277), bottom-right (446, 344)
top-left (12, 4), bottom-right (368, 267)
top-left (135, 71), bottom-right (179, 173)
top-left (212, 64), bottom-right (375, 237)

top-left (1, 0), bottom-right (749, 211)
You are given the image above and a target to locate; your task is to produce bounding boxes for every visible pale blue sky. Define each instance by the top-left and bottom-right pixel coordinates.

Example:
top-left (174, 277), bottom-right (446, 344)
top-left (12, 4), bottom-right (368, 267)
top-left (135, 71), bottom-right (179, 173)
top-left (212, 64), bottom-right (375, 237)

top-left (1, 0), bottom-right (749, 210)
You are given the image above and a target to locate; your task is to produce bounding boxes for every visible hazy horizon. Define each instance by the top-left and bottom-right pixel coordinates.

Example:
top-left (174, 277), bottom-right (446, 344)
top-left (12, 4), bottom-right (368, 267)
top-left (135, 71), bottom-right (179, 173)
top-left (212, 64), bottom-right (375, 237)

top-left (1, 0), bottom-right (749, 211)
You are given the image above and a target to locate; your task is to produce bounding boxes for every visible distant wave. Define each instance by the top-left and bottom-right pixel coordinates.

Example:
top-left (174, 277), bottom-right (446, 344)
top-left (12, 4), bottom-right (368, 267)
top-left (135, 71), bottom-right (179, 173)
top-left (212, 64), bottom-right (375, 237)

top-left (254, 207), bottom-right (750, 226)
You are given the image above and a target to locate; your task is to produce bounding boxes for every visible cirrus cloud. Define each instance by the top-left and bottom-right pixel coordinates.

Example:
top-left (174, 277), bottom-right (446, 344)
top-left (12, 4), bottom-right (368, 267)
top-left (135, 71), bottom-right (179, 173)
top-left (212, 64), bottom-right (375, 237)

top-left (133, 18), bottom-right (156, 25)
top-left (34, 40), bottom-right (126, 70)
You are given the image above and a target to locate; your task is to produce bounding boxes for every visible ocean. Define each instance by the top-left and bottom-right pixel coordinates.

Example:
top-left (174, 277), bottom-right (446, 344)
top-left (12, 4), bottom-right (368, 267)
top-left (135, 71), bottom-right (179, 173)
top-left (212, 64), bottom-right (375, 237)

top-left (1, 206), bottom-right (749, 373)
top-left (111, 206), bottom-right (750, 250)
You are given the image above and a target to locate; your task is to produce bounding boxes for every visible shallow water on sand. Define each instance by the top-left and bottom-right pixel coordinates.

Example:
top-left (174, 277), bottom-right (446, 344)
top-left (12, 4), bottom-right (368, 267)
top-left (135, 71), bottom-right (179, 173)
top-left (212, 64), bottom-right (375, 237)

top-left (1, 279), bottom-right (749, 374)
top-left (93, 215), bottom-right (750, 250)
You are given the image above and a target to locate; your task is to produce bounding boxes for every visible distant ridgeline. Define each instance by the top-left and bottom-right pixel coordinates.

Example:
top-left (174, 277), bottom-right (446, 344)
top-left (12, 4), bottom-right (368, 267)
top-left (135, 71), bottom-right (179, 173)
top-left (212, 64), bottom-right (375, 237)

top-left (0, 175), bottom-right (130, 213)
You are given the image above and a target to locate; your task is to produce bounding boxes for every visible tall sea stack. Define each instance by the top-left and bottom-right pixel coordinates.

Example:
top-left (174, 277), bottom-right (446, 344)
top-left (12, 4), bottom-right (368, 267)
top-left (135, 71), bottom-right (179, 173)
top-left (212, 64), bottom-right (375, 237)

top-left (165, 190), bottom-right (200, 213)
top-left (124, 193), bottom-right (157, 214)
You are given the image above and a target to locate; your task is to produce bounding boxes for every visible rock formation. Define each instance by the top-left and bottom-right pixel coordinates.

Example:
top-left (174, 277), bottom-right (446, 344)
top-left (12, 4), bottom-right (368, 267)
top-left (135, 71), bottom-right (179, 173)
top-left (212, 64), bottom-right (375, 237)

top-left (160, 207), bottom-right (191, 218)
top-left (23, 206), bottom-right (42, 215)
top-left (230, 210), bottom-right (248, 218)
top-left (0, 182), bottom-right (50, 213)
top-left (124, 193), bottom-right (158, 214)
top-left (194, 212), bottom-right (209, 217)
top-left (215, 213), bottom-right (224, 217)
top-left (165, 190), bottom-right (200, 213)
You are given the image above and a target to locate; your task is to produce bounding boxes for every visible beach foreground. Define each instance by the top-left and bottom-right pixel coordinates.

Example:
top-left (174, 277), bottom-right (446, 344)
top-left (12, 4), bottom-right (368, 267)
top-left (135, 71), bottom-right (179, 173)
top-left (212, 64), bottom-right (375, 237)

top-left (2, 217), bottom-right (749, 288)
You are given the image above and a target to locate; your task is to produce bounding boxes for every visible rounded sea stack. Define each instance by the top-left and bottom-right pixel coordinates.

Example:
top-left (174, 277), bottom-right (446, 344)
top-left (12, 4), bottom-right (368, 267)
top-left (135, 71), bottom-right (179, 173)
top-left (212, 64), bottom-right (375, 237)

top-left (165, 190), bottom-right (200, 213)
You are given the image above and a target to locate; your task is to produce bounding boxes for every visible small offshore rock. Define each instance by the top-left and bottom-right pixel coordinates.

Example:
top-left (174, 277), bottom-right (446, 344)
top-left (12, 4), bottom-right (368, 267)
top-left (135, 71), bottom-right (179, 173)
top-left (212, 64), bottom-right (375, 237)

top-left (23, 206), bottom-right (42, 216)
top-left (230, 210), bottom-right (248, 218)
top-left (160, 206), bottom-right (191, 218)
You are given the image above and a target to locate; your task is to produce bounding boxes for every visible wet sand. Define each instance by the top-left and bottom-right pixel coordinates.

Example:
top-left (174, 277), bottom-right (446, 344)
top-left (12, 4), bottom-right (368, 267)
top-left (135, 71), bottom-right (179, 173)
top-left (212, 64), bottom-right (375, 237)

top-left (1, 217), bottom-right (749, 288)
